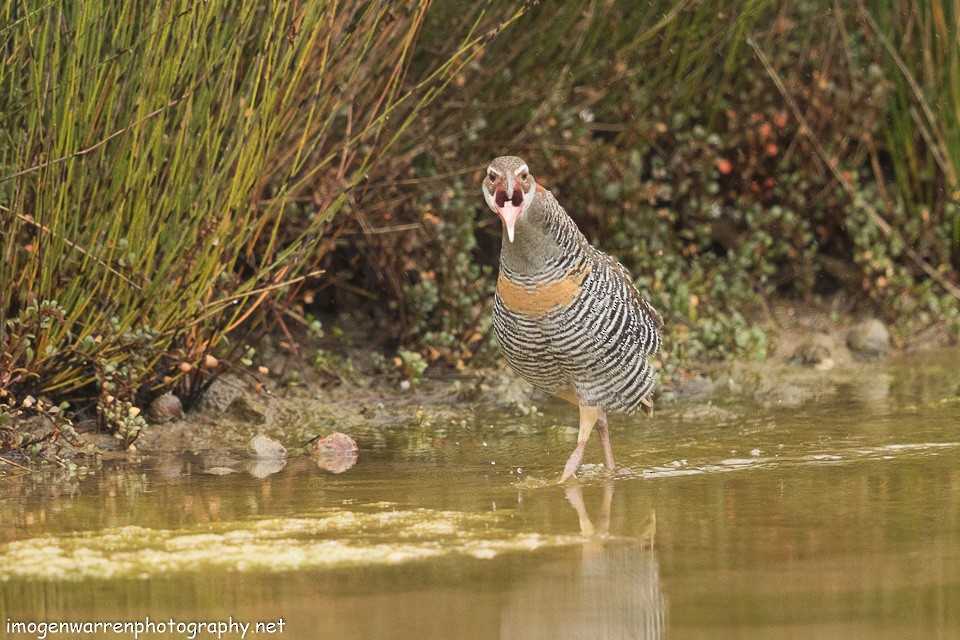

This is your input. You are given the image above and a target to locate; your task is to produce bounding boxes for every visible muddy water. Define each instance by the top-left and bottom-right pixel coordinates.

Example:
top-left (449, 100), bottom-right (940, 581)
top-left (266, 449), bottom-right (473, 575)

top-left (1, 351), bottom-right (959, 639)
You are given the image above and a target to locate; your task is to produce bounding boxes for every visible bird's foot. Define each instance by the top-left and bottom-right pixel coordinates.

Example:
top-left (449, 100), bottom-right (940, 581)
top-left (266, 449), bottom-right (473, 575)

top-left (557, 443), bottom-right (586, 483)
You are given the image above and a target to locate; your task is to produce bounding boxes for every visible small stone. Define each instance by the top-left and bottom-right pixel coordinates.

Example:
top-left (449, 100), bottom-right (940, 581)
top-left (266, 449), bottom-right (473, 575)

top-left (791, 334), bottom-right (834, 367)
top-left (312, 432), bottom-right (358, 455)
top-left (846, 319), bottom-right (890, 360)
top-left (248, 434), bottom-right (287, 460)
top-left (312, 432), bottom-right (358, 474)
top-left (147, 393), bottom-right (183, 424)
top-left (197, 375), bottom-right (246, 413)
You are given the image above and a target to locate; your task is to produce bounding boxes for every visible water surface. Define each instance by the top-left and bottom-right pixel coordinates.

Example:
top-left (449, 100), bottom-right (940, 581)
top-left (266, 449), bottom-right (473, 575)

top-left (2, 350), bottom-right (959, 639)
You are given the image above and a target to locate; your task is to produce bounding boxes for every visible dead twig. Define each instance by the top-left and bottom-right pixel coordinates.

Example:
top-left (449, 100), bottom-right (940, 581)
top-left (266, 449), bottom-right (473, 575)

top-left (0, 456), bottom-right (33, 472)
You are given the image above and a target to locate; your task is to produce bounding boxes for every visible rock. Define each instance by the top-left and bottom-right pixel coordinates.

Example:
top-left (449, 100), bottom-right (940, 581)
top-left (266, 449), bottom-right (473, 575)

top-left (312, 432), bottom-right (359, 474)
top-left (791, 334), bottom-right (832, 364)
top-left (248, 434), bottom-right (287, 460)
top-left (197, 375), bottom-right (246, 413)
top-left (147, 393), bottom-right (183, 424)
top-left (846, 319), bottom-right (890, 360)
top-left (313, 432), bottom-right (358, 454)
top-left (790, 334), bottom-right (836, 370)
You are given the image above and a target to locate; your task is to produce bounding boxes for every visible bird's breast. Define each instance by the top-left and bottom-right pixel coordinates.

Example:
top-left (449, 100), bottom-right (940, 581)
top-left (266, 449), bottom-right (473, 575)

top-left (496, 265), bottom-right (592, 317)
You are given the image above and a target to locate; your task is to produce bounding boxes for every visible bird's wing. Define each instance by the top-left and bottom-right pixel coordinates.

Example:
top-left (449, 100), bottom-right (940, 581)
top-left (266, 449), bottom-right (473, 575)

top-left (606, 254), bottom-right (663, 330)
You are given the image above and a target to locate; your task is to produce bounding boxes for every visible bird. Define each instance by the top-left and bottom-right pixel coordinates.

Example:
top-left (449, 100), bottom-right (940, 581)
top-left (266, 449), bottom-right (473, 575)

top-left (482, 156), bottom-right (662, 482)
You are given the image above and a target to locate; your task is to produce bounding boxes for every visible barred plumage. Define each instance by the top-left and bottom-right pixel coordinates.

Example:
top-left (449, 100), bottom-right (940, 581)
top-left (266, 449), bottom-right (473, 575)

top-left (482, 156), bottom-right (662, 481)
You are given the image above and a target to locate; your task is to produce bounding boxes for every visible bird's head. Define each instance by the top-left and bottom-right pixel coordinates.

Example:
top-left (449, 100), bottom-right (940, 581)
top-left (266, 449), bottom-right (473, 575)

top-left (481, 156), bottom-right (537, 243)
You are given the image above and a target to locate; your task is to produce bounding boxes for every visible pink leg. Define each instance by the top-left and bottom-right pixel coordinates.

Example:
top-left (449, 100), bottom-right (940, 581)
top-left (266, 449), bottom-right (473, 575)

top-left (558, 405), bottom-right (602, 483)
top-left (594, 412), bottom-right (617, 474)
top-left (559, 441), bottom-right (587, 483)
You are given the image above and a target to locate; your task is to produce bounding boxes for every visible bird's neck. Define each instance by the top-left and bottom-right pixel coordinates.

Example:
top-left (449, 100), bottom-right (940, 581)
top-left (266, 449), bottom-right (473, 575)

top-left (498, 193), bottom-right (571, 278)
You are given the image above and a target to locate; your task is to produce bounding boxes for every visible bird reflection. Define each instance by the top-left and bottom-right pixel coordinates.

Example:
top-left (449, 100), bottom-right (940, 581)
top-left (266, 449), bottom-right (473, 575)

top-left (501, 482), bottom-right (665, 640)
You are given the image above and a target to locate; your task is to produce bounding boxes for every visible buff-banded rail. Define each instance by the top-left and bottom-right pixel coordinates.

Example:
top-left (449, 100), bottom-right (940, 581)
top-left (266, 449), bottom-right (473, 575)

top-left (482, 156), bottom-right (662, 482)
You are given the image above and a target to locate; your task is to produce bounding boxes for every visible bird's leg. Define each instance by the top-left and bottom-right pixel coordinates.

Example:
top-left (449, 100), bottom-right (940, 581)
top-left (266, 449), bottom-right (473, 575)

top-left (641, 397), bottom-right (654, 418)
top-left (559, 405), bottom-right (601, 483)
top-left (594, 411), bottom-right (618, 474)
top-left (559, 442), bottom-right (586, 483)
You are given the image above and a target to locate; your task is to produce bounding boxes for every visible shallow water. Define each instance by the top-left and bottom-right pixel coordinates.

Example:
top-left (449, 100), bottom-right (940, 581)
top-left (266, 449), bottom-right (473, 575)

top-left (2, 350), bottom-right (959, 639)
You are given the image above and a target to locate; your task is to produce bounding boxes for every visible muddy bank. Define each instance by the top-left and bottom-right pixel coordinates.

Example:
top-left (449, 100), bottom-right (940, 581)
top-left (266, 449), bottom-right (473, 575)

top-left (128, 304), bottom-right (957, 461)
top-left (4, 302), bottom-right (957, 471)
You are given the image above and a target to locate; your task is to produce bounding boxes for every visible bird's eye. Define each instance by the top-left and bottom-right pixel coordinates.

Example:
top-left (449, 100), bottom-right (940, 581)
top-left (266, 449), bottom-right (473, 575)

top-left (519, 170), bottom-right (528, 180)
top-left (487, 171), bottom-right (497, 182)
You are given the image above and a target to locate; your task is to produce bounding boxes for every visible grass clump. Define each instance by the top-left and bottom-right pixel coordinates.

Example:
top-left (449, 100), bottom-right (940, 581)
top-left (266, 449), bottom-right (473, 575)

top-left (0, 0), bottom-right (527, 453)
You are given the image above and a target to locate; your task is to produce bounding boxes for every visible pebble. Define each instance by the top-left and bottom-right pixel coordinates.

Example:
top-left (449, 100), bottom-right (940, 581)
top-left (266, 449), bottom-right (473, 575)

top-left (312, 432), bottom-right (358, 455)
top-left (846, 318), bottom-right (891, 360)
top-left (197, 375), bottom-right (245, 413)
top-left (312, 432), bottom-right (359, 474)
top-left (248, 434), bottom-right (287, 460)
top-left (146, 393), bottom-right (183, 424)
top-left (790, 334), bottom-right (835, 369)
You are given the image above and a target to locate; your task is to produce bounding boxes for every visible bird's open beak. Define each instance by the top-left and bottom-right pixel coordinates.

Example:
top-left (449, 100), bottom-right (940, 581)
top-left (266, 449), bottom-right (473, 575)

top-left (492, 173), bottom-right (524, 243)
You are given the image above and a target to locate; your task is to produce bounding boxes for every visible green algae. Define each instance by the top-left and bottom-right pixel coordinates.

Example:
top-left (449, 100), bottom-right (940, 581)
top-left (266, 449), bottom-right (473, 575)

top-left (0, 505), bottom-right (586, 581)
